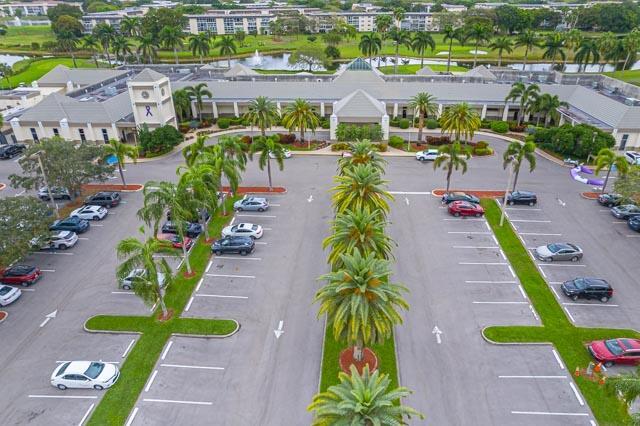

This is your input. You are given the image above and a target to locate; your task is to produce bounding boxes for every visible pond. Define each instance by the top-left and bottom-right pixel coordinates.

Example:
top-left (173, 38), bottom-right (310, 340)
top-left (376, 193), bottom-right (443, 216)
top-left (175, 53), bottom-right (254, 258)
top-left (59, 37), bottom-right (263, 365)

top-left (0, 54), bottom-right (27, 67)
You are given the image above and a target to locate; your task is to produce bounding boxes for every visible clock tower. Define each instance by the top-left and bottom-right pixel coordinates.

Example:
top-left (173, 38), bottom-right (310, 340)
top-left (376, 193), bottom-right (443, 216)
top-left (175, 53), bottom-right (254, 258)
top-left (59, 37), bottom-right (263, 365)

top-left (127, 68), bottom-right (177, 129)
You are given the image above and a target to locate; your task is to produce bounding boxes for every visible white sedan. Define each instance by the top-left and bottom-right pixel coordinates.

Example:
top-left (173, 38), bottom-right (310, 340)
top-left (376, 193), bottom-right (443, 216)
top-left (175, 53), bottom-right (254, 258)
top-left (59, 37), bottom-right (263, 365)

top-left (416, 149), bottom-right (440, 161)
top-left (0, 284), bottom-right (21, 306)
top-left (71, 205), bottom-right (108, 220)
top-left (51, 361), bottom-right (120, 390)
top-left (32, 231), bottom-right (78, 250)
top-left (222, 223), bottom-right (264, 239)
top-left (269, 150), bottom-right (292, 159)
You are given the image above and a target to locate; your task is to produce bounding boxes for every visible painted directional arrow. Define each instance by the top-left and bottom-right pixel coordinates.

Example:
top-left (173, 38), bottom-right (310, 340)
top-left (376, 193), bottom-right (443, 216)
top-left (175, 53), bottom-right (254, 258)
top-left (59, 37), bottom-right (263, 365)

top-left (405, 197), bottom-right (410, 206)
top-left (273, 320), bottom-right (284, 339)
top-left (40, 310), bottom-right (57, 328)
top-left (307, 195), bottom-right (314, 203)
top-left (432, 326), bottom-right (443, 344)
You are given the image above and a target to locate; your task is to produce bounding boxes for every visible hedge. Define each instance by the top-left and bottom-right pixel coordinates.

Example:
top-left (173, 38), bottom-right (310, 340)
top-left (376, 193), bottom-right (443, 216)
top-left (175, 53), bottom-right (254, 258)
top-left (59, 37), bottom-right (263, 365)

top-left (426, 118), bottom-right (438, 129)
top-left (490, 121), bottom-right (509, 133)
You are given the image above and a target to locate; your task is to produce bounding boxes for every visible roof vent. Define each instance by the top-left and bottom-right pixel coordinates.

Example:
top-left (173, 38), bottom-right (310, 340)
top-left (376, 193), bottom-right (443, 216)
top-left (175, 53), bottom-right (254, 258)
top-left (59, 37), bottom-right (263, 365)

top-left (105, 86), bottom-right (117, 96)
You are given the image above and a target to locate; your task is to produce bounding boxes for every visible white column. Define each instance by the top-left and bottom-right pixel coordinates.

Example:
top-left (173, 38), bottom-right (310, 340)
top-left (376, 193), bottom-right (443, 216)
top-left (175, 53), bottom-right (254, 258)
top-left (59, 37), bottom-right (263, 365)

top-left (111, 123), bottom-right (118, 141)
top-left (437, 104), bottom-right (443, 118)
top-left (191, 100), bottom-right (198, 118)
top-left (38, 120), bottom-right (45, 137)
top-left (212, 101), bottom-right (219, 119)
top-left (571, 119), bottom-right (576, 126)
top-left (502, 105), bottom-right (509, 121)
top-left (276, 101), bottom-right (281, 116)
top-left (87, 123), bottom-right (96, 141)
top-left (381, 114), bottom-right (390, 140)
top-left (558, 115), bottom-right (565, 126)
top-left (524, 112), bottom-right (530, 122)
top-left (59, 118), bottom-right (71, 140)
top-left (393, 102), bottom-right (398, 118)
top-left (612, 128), bottom-right (618, 137)
top-left (320, 102), bottom-right (325, 117)
top-left (330, 113), bottom-right (338, 141)
top-left (481, 104), bottom-right (487, 120)
top-left (233, 102), bottom-right (239, 118)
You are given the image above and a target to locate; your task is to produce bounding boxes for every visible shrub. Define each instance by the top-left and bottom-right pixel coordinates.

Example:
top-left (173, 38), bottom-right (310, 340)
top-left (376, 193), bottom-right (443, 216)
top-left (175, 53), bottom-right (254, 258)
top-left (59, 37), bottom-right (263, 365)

top-left (240, 135), bottom-right (252, 144)
top-left (426, 135), bottom-right (451, 145)
top-left (331, 142), bottom-right (350, 151)
top-left (531, 123), bottom-right (615, 159)
top-left (398, 118), bottom-right (410, 129)
top-left (319, 118), bottom-right (330, 129)
top-left (277, 133), bottom-right (296, 144)
top-left (139, 124), bottom-right (183, 155)
top-left (178, 124), bottom-right (190, 134)
top-left (335, 123), bottom-right (383, 141)
top-left (375, 143), bottom-right (388, 152)
top-left (388, 135), bottom-right (404, 149)
top-left (426, 118), bottom-right (438, 129)
top-left (217, 118), bottom-right (231, 129)
top-left (490, 121), bottom-right (509, 133)
top-left (481, 119), bottom-right (492, 129)
top-left (508, 121), bottom-right (526, 132)
top-left (473, 147), bottom-right (493, 156)
top-left (475, 140), bottom-right (489, 149)
top-left (31, 42), bottom-right (40, 50)
top-left (389, 117), bottom-right (400, 127)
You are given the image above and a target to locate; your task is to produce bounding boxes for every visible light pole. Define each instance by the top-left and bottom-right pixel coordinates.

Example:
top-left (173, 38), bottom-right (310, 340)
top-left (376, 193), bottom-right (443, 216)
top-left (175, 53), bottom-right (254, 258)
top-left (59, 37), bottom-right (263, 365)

top-left (31, 150), bottom-right (60, 219)
top-left (500, 156), bottom-right (515, 227)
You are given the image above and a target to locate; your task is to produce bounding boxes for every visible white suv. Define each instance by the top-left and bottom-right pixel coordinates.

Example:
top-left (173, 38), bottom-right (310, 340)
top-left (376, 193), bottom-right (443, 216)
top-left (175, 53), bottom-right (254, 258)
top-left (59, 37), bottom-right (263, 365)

top-left (624, 151), bottom-right (640, 165)
top-left (32, 231), bottom-right (78, 250)
top-left (416, 149), bottom-right (440, 162)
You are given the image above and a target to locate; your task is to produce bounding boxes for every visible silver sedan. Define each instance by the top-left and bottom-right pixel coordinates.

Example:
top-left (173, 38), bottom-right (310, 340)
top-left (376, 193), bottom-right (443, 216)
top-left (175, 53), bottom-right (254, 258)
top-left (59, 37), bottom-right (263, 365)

top-left (535, 243), bottom-right (583, 262)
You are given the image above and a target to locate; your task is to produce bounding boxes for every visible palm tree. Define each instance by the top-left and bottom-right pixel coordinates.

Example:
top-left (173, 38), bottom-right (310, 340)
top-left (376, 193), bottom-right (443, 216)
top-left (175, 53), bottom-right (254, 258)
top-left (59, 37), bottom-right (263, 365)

top-left (282, 98), bottom-right (319, 149)
top-left (0, 63), bottom-right (13, 87)
top-left (489, 36), bottom-right (513, 67)
top-left (388, 27), bottom-right (411, 73)
top-left (172, 89), bottom-right (191, 122)
top-left (503, 141), bottom-right (536, 192)
top-left (217, 134), bottom-right (248, 171)
top-left (214, 35), bottom-right (237, 68)
top-left (177, 161), bottom-right (220, 242)
top-left (595, 148), bottom-right (629, 193)
top-left (81, 35), bottom-right (101, 68)
top-left (533, 93), bottom-right (568, 126)
top-left (563, 28), bottom-right (583, 69)
top-left (56, 31), bottom-right (78, 68)
top-left (159, 26), bottom-right (184, 65)
top-left (136, 34), bottom-right (158, 64)
top-left (112, 35), bottom-right (132, 64)
top-left (189, 33), bottom-right (210, 64)
top-left (412, 31), bottom-right (435, 68)
top-left (184, 83), bottom-right (212, 122)
top-left (205, 143), bottom-right (243, 216)
top-left (605, 365), bottom-right (640, 424)
top-left (392, 7), bottom-right (405, 24)
top-left (337, 140), bottom-right (387, 175)
top-left (597, 32), bottom-right (618, 72)
top-left (249, 135), bottom-right (286, 190)
top-left (308, 364), bottom-right (423, 425)
top-left (104, 139), bottom-right (138, 186)
top-left (409, 92), bottom-right (438, 143)
top-left (542, 33), bottom-right (565, 70)
top-left (374, 14), bottom-right (393, 38)
top-left (574, 38), bottom-right (600, 72)
top-left (622, 29), bottom-right (640, 70)
top-left (243, 96), bottom-right (279, 137)
top-left (332, 164), bottom-right (393, 215)
top-left (315, 249), bottom-right (409, 361)
top-left (358, 33), bottom-right (382, 66)
top-left (433, 142), bottom-right (470, 193)
top-left (116, 236), bottom-right (174, 317)
top-left (93, 23), bottom-right (116, 66)
top-left (119, 16), bottom-right (140, 37)
top-left (439, 102), bottom-right (481, 143)
top-left (466, 23), bottom-right (491, 68)
top-left (323, 208), bottom-right (394, 269)
top-left (515, 30), bottom-right (540, 71)
top-left (183, 135), bottom-right (207, 167)
top-left (505, 82), bottom-right (540, 126)
top-left (443, 25), bottom-right (464, 73)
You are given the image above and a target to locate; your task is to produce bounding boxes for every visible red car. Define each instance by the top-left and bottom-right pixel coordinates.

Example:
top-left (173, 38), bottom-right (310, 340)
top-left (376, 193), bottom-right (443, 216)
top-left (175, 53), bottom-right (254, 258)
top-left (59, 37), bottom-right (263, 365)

top-left (448, 201), bottom-right (485, 217)
top-left (0, 264), bottom-right (42, 286)
top-left (157, 233), bottom-right (193, 250)
top-left (588, 338), bottom-right (640, 367)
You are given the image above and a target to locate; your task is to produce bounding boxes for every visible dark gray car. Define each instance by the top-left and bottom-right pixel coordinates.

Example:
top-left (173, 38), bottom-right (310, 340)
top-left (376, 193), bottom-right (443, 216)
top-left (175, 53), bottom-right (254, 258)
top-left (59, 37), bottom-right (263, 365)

top-left (211, 236), bottom-right (255, 256)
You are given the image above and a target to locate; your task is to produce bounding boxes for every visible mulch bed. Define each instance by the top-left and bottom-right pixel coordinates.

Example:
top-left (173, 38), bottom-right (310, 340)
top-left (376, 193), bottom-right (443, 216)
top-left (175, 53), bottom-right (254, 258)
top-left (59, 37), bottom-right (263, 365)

top-left (581, 192), bottom-right (600, 200)
top-left (0, 311), bottom-right (7, 323)
top-left (339, 346), bottom-right (378, 374)
top-left (432, 189), bottom-right (506, 198)
top-left (0, 183), bottom-right (5, 191)
top-left (157, 309), bottom-right (174, 322)
top-left (221, 186), bottom-right (286, 194)
top-left (82, 184), bottom-right (144, 192)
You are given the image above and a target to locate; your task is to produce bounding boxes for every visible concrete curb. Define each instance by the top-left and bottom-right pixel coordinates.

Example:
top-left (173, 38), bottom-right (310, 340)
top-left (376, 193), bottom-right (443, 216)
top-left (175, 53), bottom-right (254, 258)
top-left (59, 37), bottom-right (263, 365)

top-left (0, 311), bottom-right (7, 324)
top-left (481, 327), bottom-right (551, 346)
top-left (83, 317), bottom-right (241, 339)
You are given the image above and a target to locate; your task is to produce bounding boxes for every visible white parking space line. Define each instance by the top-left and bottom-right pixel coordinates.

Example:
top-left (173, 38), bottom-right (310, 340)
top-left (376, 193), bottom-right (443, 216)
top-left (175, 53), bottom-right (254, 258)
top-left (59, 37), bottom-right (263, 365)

top-left (453, 246), bottom-right (500, 249)
top-left (564, 307), bottom-right (576, 323)
top-left (206, 274), bottom-right (256, 278)
top-left (389, 191), bottom-right (431, 195)
top-left (465, 280), bottom-right (516, 284)
top-left (599, 209), bottom-right (611, 212)
top-left (459, 262), bottom-right (507, 265)
top-left (443, 218), bottom-right (486, 221)
top-left (21, 288), bottom-right (35, 292)
top-left (78, 403), bottom-right (95, 426)
top-left (529, 304), bottom-right (539, 320)
top-left (28, 395), bottom-right (98, 399)
top-left (569, 382), bottom-right (585, 406)
top-left (262, 227), bottom-right (273, 231)
top-left (15, 189), bottom-right (26, 196)
top-left (562, 303), bottom-right (619, 307)
top-left (269, 203), bottom-right (281, 206)
top-left (511, 411), bottom-right (588, 417)
top-left (111, 291), bottom-right (133, 295)
top-left (144, 370), bottom-right (158, 392)
top-left (518, 285), bottom-right (527, 299)
top-left (254, 241), bottom-right (268, 245)
top-left (612, 221), bottom-right (627, 224)
top-left (196, 294), bottom-right (248, 299)
top-left (206, 260), bottom-right (213, 272)
top-left (447, 231), bottom-right (490, 235)
top-left (236, 214), bottom-right (276, 218)
top-left (122, 339), bottom-right (135, 358)
top-left (510, 219), bottom-right (552, 223)
top-left (505, 208), bottom-right (541, 211)
top-left (40, 270), bottom-right (56, 272)
top-left (499, 375), bottom-right (567, 379)
top-left (161, 340), bottom-right (174, 361)
top-left (78, 237), bottom-right (89, 240)
top-left (550, 286), bottom-right (560, 299)
top-left (32, 252), bottom-right (74, 256)
top-left (214, 256), bottom-right (261, 261)
top-left (492, 235), bottom-right (499, 245)
top-left (91, 224), bottom-right (104, 227)
top-left (143, 398), bottom-right (213, 406)
top-left (160, 363), bottom-right (224, 371)
top-left (499, 249), bottom-right (507, 260)
top-left (185, 296), bottom-right (194, 312)
top-left (552, 349), bottom-right (565, 370)
top-left (508, 265), bottom-right (516, 278)
top-left (125, 407), bottom-right (139, 426)
top-left (485, 222), bottom-right (491, 231)
top-left (537, 264), bottom-right (586, 267)
top-left (590, 420), bottom-right (597, 426)
top-left (195, 278), bottom-right (203, 292)
top-left (539, 267), bottom-right (547, 278)
top-left (472, 301), bottom-right (528, 305)
top-left (518, 233), bottom-right (562, 236)
top-left (626, 234), bottom-right (640, 238)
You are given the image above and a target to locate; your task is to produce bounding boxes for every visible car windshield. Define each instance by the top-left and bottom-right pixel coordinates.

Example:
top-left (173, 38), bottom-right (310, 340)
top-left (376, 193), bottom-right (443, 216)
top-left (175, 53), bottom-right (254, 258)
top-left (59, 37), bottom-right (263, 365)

top-left (0, 286), bottom-right (12, 296)
top-left (573, 279), bottom-right (587, 290)
top-left (605, 339), bottom-right (624, 356)
top-left (547, 244), bottom-right (562, 253)
top-left (251, 225), bottom-right (258, 231)
top-left (84, 362), bottom-right (105, 379)
top-left (12, 265), bottom-right (33, 274)
top-left (57, 362), bottom-right (71, 376)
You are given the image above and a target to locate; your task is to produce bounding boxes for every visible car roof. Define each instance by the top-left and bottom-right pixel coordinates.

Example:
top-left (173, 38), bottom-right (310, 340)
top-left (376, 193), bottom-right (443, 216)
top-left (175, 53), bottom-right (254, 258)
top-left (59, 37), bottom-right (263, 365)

top-left (94, 191), bottom-right (117, 196)
top-left (619, 339), bottom-right (640, 350)
top-left (582, 277), bottom-right (610, 287)
top-left (451, 192), bottom-right (467, 196)
top-left (53, 231), bottom-right (73, 238)
top-left (62, 361), bottom-right (93, 375)
top-left (8, 264), bottom-right (35, 273)
top-left (514, 191), bottom-right (535, 195)
top-left (236, 223), bottom-right (254, 229)
top-left (244, 196), bottom-right (266, 202)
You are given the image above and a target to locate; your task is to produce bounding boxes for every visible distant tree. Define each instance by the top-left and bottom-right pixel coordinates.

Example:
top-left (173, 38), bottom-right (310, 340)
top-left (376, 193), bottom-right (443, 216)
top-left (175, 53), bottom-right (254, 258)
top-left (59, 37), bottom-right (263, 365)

top-left (93, 23), bottom-right (116, 66)
top-left (81, 35), bottom-right (101, 68)
top-left (505, 82), bottom-right (540, 126)
top-left (234, 30), bottom-right (246, 47)
top-left (282, 98), bottom-right (319, 149)
top-left (172, 89), bottom-right (192, 122)
top-left (515, 30), bottom-right (540, 71)
top-left (443, 25), bottom-right (465, 73)
top-left (563, 28), bottom-right (583, 69)
top-left (119, 16), bottom-right (141, 37)
top-left (184, 83), bottom-right (212, 122)
top-left (494, 4), bottom-right (532, 34)
top-left (374, 14), bottom-right (393, 38)
top-left (56, 30), bottom-right (79, 68)
top-left (412, 31), bottom-right (435, 67)
top-left (47, 4), bottom-right (82, 22)
top-left (103, 139), bottom-right (138, 186)
top-left (489, 36), bottom-right (513, 67)
top-left (542, 33), bottom-right (565, 69)
top-left (52, 15), bottom-right (83, 37)
top-left (622, 29), bottom-right (640, 70)
top-left (597, 32), bottom-right (618, 72)
top-left (322, 30), bottom-right (342, 47)
top-left (409, 92), bottom-right (438, 143)
top-left (159, 25), bottom-right (184, 65)
top-left (388, 27), bottom-right (411, 73)
top-left (214, 35), bottom-right (237, 68)
top-left (324, 45), bottom-right (340, 60)
top-left (112, 35), bottom-right (133, 64)
top-left (136, 34), bottom-right (159, 64)
top-left (0, 63), bottom-right (14, 87)
top-left (574, 38), bottom-right (600, 72)
top-left (288, 43), bottom-right (328, 72)
top-left (358, 33), bottom-right (382, 66)
top-left (392, 7), bottom-right (405, 24)
top-left (189, 33), bottom-right (210, 64)
top-left (465, 23), bottom-right (492, 68)
top-left (433, 142), bottom-right (471, 193)
top-left (503, 141), bottom-right (536, 192)
top-left (595, 148), bottom-right (629, 193)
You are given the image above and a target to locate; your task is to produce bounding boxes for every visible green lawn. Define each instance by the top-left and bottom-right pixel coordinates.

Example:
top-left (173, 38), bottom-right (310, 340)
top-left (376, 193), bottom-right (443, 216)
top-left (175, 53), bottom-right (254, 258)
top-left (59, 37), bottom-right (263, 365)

top-left (481, 199), bottom-right (638, 425)
top-left (378, 63), bottom-right (467, 74)
top-left (604, 69), bottom-right (640, 86)
top-left (0, 25), bottom-right (53, 51)
top-left (1, 57), bottom-right (100, 89)
top-left (85, 196), bottom-right (240, 426)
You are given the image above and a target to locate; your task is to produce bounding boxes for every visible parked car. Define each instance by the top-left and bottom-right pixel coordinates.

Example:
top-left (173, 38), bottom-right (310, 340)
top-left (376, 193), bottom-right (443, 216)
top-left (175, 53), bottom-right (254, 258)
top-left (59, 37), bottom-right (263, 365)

top-left (629, 216), bottom-right (640, 232)
top-left (448, 201), bottom-right (485, 217)
top-left (50, 216), bottom-right (89, 234)
top-left (560, 278), bottom-right (613, 303)
top-left (211, 236), bottom-right (255, 256)
top-left (161, 221), bottom-right (203, 238)
top-left (32, 231), bottom-right (78, 250)
top-left (156, 233), bottom-right (193, 250)
top-left (597, 193), bottom-right (623, 208)
top-left (84, 192), bottom-right (120, 208)
top-left (269, 150), bottom-right (291, 159)
top-left (118, 269), bottom-right (166, 291)
top-left (611, 204), bottom-right (640, 220)
top-left (535, 243), bottom-right (583, 262)
top-left (441, 192), bottom-right (480, 204)
top-left (0, 143), bottom-right (25, 159)
top-left (233, 196), bottom-right (269, 212)
top-left (0, 284), bottom-right (21, 306)
top-left (415, 149), bottom-right (440, 162)
top-left (0, 265), bottom-right (41, 286)
top-left (588, 338), bottom-right (640, 367)
top-left (506, 191), bottom-right (537, 206)
top-left (51, 361), bottom-right (120, 390)
top-left (71, 205), bottom-right (108, 221)
top-left (624, 151), bottom-right (640, 165)
top-left (221, 223), bottom-right (264, 239)
top-left (38, 186), bottom-right (70, 201)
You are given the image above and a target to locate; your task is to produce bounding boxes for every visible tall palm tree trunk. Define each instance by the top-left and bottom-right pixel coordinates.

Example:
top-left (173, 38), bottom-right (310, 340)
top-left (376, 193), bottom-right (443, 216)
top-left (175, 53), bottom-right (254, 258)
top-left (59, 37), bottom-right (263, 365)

top-left (93, 49), bottom-right (100, 68)
top-left (473, 41), bottom-right (479, 67)
top-left (447, 39), bottom-right (453, 72)
top-left (420, 53), bottom-right (424, 67)
top-left (523, 47), bottom-right (529, 71)
top-left (174, 47), bottom-right (179, 65)
top-left (512, 164), bottom-right (521, 192)
top-left (603, 165), bottom-right (612, 192)
top-left (70, 51), bottom-right (77, 68)
top-left (105, 48), bottom-right (112, 66)
top-left (117, 161), bottom-right (127, 186)
top-left (446, 163), bottom-right (453, 192)
top-left (181, 240), bottom-right (192, 275)
top-left (267, 158), bottom-right (273, 190)
top-left (228, 55), bottom-right (231, 68)
top-left (157, 292), bottom-right (168, 316)
top-left (418, 113), bottom-right (424, 142)
top-left (623, 52), bottom-right (631, 70)
top-left (498, 52), bottom-right (502, 67)
top-left (394, 44), bottom-right (399, 73)
top-left (354, 337), bottom-right (364, 362)
top-left (201, 214), bottom-right (210, 241)
top-left (302, 129), bottom-right (308, 149)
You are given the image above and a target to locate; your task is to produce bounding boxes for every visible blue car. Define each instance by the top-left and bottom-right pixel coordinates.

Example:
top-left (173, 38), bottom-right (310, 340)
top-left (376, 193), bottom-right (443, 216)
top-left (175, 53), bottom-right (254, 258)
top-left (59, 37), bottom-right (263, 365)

top-left (50, 216), bottom-right (90, 234)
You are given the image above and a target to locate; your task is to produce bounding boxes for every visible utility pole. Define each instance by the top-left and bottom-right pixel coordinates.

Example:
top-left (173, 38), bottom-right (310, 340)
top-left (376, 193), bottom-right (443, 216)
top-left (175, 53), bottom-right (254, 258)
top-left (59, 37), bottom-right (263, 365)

top-left (33, 150), bottom-right (59, 219)
top-left (500, 157), bottom-right (515, 227)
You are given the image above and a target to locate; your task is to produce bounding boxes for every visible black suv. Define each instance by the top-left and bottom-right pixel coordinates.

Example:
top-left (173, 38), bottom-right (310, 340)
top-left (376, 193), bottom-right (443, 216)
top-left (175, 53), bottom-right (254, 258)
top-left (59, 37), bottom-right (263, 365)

top-left (561, 278), bottom-right (613, 303)
top-left (441, 192), bottom-right (480, 204)
top-left (0, 144), bottom-right (25, 159)
top-left (49, 216), bottom-right (90, 233)
top-left (211, 236), bottom-right (255, 256)
top-left (507, 191), bottom-right (537, 206)
top-left (161, 221), bottom-right (203, 238)
top-left (85, 192), bottom-right (121, 208)
top-left (597, 193), bottom-right (623, 208)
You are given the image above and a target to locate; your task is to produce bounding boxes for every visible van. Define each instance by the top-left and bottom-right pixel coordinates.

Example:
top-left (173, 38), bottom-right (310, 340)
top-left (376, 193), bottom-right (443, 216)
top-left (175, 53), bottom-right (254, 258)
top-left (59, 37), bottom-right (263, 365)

top-left (625, 151), bottom-right (640, 165)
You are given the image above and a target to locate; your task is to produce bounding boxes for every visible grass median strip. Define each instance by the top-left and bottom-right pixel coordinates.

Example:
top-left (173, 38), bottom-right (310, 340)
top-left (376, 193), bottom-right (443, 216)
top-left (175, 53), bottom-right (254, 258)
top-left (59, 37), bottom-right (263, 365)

top-left (481, 199), bottom-right (639, 425)
top-left (84, 197), bottom-right (239, 426)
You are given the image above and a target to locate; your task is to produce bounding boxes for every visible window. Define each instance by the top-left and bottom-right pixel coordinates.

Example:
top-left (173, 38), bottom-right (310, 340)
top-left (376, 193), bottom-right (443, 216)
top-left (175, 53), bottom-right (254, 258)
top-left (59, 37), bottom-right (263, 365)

top-left (78, 128), bottom-right (86, 142)
top-left (53, 128), bottom-right (59, 137)
top-left (223, 18), bottom-right (234, 34)
top-left (197, 17), bottom-right (217, 34)
top-left (101, 129), bottom-right (109, 143)
top-left (620, 134), bottom-right (629, 150)
top-left (30, 128), bottom-right (39, 142)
